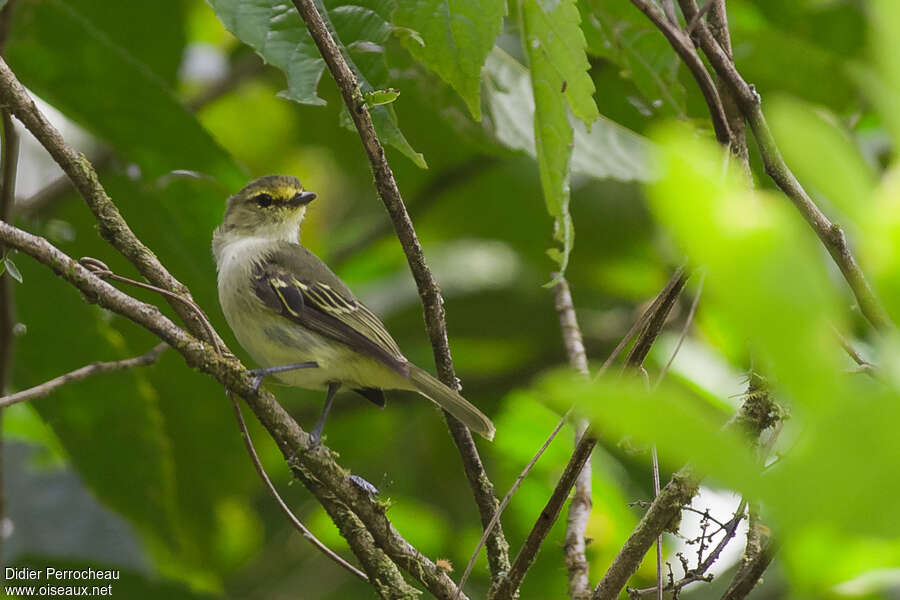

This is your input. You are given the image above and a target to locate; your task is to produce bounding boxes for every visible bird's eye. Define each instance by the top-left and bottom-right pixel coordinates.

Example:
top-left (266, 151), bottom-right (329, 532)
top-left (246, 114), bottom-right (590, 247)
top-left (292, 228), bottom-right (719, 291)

top-left (253, 193), bottom-right (274, 207)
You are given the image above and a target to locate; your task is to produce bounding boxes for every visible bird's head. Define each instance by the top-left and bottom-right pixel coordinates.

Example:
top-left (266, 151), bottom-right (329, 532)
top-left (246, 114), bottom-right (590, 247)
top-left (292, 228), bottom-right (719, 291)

top-left (216, 175), bottom-right (317, 242)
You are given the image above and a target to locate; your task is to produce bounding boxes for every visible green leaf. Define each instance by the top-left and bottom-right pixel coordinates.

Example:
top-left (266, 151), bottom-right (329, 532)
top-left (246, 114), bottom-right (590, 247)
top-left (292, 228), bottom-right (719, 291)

top-left (12, 259), bottom-right (180, 551)
top-left (56, 0), bottom-right (187, 85)
top-left (364, 87), bottom-right (401, 106)
top-left (514, 0), bottom-right (615, 279)
top-left (483, 49), bottom-right (650, 181)
top-left (520, 0), bottom-right (599, 128)
top-left (393, 0), bottom-right (505, 120)
top-left (647, 126), bottom-right (844, 408)
top-left (7, 0), bottom-right (243, 189)
top-left (3, 256), bottom-right (22, 283)
top-left (206, 0), bottom-right (426, 167)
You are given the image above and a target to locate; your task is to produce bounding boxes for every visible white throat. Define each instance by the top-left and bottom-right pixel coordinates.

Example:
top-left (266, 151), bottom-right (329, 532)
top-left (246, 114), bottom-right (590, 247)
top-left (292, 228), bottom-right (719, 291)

top-left (212, 216), bottom-right (303, 270)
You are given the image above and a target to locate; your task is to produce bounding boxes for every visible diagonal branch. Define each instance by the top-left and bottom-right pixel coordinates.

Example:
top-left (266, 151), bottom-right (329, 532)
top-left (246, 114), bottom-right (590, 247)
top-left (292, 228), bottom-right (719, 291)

top-left (228, 392), bottom-right (370, 585)
top-left (491, 269), bottom-right (687, 600)
top-left (627, 0), bottom-right (731, 145)
top-left (668, 0), bottom-right (892, 332)
top-left (0, 221), bottom-right (467, 599)
top-left (0, 343), bottom-right (168, 408)
top-left (288, 0), bottom-right (510, 581)
top-left (0, 56), bottom-right (225, 349)
top-left (720, 539), bottom-right (779, 600)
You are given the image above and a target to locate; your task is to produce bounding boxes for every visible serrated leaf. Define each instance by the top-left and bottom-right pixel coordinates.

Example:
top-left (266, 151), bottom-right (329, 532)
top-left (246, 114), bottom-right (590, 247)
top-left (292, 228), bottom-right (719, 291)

top-left (207, 0), bottom-right (426, 167)
top-left (521, 0), bottom-right (599, 128)
top-left (393, 0), bottom-right (505, 120)
top-left (4, 256), bottom-right (22, 283)
top-left (7, 0), bottom-right (243, 189)
top-left (483, 50), bottom-right (651, 179)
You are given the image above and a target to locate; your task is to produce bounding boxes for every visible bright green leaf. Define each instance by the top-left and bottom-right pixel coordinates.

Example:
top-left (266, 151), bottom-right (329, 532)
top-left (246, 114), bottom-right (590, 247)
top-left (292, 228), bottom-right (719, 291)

top-left (364, 87), bottom-right (401, 106)
top-left (767, 96), bottom-right (876, 222)
top-left (393, 0), bottom-right (505, 120)
top-left (647, 126), bottom-right (844, 409)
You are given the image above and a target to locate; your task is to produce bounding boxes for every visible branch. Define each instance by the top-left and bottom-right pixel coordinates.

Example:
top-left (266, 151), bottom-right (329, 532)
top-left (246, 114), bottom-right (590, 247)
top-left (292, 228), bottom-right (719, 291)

top-left (554, 277), bottom-right (592, 600)
top-left (671, 0), bottom-right (893, 332)
top-left (701, 0), bottom-right (751, 175)
top-left (627, 500), bottom-right (747, 598)
top-left (228, 393), bottom-right (369, 584)
top-left (720, 539), bottom-right (778, 600)
top-left (0, 56), bottom-right (225, 348)
top-left (0, 222), bottom-right (468, 600)
top-left (627, 0), bottom-right (731, 145)
top-left (490, 432), bottom-right (597, 600)
top-left (591, 379), bottom-right (780, 600)
top-left (0, 343), bottom-right (167, 408)
top-left (492, 269), bottom-right (688, 600)
top-left (288, 0), bottom-right (510, 580)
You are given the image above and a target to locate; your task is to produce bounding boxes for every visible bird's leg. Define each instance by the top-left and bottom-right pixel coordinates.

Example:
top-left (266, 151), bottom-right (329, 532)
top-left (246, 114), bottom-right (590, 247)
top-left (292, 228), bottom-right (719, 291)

top-left (248, 361), bottom-right (318, 393)
top-left (310, 381), bottom-right (340, 447)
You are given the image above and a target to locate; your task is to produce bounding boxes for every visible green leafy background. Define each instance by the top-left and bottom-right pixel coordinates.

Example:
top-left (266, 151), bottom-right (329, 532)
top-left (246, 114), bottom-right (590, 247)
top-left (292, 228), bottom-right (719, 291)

top-left (5, 0), bottom-right (900, 598)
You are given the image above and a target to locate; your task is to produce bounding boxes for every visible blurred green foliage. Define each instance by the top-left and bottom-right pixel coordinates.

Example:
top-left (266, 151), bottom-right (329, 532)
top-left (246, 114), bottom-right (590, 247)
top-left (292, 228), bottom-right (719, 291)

top-left (5, 0), bottom-right (900, 598)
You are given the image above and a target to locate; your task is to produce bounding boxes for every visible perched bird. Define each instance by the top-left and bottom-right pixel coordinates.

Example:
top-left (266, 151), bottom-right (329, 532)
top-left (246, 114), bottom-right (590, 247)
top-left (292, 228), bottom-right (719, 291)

top-left (213, 175), bottom-right (495, 443)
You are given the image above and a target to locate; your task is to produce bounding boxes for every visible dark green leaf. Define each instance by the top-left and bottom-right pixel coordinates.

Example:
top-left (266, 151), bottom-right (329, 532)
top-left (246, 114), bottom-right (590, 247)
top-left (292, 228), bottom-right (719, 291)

top-left (7, 0), bottom-right (244, 188)
top-left (206, 0), bottom-right (426, 167)
top-left (393, 0), bottom-right (505, 120)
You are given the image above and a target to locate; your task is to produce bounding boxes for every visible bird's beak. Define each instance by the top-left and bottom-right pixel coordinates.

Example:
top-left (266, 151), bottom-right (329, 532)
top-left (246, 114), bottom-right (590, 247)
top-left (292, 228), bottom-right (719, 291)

top-left (292, 190), bottom-right (317, 206)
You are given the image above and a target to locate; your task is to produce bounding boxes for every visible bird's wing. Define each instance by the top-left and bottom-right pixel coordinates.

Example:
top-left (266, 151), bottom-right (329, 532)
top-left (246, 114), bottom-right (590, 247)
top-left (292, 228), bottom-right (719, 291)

top-left (252, 245), bottom-right (410, 377)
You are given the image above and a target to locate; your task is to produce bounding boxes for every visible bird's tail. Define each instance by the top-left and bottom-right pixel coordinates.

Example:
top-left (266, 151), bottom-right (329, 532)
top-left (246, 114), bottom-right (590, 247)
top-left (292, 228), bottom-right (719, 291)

top-left (408, 366), bottom-right (495, 441)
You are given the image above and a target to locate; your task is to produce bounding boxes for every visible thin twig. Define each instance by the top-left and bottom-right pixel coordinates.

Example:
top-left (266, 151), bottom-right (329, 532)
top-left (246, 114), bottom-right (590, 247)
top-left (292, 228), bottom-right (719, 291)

top-left (228, 391), bottom-right (369, 583)
top-left (0, 343), bottom-right (168, 408)
top-left (657, 273), bottom-right (704, 386)
top-left (832, 326), bottom-right (877, 372)
top-left (490, 432), bottom-right (598, 600)
top-left (288, 0), bottom-right (510, 581)
top-left (553, 276), bottom-right (592, 600)
top-left (599, 266), bottom-right (686, 377)
top-left (651, 446), bottom-right (662, 600)
top-left (662, 0), bottom-right (679, 26)
top-left (455, 410), bottom-right (571, 599)
top-left (673, 0), bottom-right (892, 332)
top-left (79, 257), bottom-right (220, 349)
top-left (684, 0), bottom-right (713, 36)
top-left (592, 384), bottom-right (780, 600)
top-left (0, 56), bottom-right (226, 349)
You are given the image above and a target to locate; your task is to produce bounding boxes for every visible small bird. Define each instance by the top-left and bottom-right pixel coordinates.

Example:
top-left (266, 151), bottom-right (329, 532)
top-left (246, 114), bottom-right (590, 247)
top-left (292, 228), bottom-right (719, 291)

top-left (213, 175), bottom-right (495, 443)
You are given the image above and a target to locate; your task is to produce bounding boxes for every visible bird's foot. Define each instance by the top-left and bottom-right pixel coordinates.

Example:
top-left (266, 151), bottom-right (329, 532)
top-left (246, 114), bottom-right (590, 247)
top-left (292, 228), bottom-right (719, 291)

top-left (247, 361), bottom-right (318, 394)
